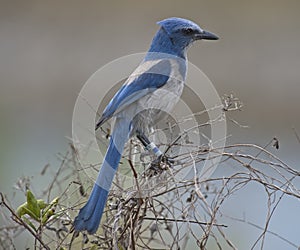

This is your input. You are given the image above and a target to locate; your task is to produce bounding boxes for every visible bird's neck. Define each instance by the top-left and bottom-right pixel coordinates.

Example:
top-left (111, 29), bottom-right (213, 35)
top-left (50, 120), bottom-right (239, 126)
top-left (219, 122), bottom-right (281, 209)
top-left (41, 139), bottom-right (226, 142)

top-left (148, 28), bottom-right (187, 59)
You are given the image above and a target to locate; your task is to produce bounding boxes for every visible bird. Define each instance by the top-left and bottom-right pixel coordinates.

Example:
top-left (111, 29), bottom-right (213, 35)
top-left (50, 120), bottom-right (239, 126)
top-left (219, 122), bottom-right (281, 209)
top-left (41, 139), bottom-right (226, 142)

top-left (73, 17), bottom-right (218, 234)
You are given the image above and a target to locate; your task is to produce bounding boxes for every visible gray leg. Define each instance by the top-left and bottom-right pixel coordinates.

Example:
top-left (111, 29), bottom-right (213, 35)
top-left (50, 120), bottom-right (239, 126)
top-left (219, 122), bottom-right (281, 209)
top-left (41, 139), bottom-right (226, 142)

top-left (136, 133), bottom-right (163, 157)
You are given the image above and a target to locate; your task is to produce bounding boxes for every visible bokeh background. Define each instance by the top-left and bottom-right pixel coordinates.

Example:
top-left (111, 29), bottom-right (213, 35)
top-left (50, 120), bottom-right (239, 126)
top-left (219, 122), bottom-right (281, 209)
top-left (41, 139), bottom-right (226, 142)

top-left (1, 0), bottom-right (300, 249)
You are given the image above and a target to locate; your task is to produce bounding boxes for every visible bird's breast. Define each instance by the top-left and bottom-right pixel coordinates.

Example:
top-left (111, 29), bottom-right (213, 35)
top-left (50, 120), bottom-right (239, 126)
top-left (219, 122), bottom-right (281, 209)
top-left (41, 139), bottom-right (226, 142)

top-left (137, 56), bottom-right (185, 116)
top-left (119, 56), bottom-right (186, 136)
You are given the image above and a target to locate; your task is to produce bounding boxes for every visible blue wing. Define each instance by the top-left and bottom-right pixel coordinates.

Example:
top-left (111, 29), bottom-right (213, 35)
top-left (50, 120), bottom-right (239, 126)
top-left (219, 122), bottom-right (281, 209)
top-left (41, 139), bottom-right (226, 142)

top-left (96, 60), bottom-right (171, 129)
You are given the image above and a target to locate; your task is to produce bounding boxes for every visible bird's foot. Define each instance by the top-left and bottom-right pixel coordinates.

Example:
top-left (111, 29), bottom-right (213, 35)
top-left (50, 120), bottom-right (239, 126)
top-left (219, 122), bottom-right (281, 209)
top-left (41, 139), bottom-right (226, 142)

top-left (143, 154), bottom-right (176, 177)
top-left (158, 154), bottom-right (175, 166)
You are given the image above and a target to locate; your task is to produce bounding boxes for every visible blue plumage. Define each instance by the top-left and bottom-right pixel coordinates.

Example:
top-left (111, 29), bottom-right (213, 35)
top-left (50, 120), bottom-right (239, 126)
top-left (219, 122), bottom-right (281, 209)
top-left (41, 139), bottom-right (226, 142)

top-left (73, 185), bottom-right (108, 234)
top-left (96, 61), bottom-right (171, 129)
top-left (74, 17), bottom-right (218, 234)
top-left (74, 118), bottom-right (129, 234)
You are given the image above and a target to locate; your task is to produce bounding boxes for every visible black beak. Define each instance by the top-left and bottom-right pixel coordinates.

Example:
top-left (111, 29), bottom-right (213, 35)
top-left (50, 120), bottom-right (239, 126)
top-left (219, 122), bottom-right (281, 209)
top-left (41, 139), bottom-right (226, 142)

top-left (195, 30), bottom-right (219, 40)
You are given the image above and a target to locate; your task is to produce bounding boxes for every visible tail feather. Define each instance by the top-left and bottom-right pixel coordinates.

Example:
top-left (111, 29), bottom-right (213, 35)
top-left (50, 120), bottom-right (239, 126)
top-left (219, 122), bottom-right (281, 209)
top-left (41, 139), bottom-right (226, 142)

top-left (73, 184), bottom-right (108, 234)
top-left (73, 118), bottom-right (130, 234)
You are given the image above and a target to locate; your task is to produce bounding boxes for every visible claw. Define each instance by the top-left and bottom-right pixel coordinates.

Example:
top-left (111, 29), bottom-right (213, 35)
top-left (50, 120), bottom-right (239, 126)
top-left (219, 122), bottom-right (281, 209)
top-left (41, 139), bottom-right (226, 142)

top-left (143, 154), bottom-right (177, 177)
top-left (158, 154), bottom-right (175, 166)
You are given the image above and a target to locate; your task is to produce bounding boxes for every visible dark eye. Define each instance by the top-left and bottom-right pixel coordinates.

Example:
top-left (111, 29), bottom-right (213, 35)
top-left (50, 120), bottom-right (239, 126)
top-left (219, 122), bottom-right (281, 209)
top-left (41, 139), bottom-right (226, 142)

top-left (182, 28), bottom-right (194, 35)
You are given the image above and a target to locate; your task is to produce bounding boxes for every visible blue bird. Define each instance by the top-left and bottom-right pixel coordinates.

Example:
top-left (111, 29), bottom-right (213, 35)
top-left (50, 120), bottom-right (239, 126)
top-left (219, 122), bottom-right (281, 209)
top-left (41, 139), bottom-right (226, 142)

top-left (73, 17), bottom-right (218, 234)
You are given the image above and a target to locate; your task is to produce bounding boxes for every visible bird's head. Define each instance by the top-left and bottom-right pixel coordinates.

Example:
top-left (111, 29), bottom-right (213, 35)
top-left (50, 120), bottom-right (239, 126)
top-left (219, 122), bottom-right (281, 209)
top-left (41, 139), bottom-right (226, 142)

top-left (157, 17), bottom-right (218, 50)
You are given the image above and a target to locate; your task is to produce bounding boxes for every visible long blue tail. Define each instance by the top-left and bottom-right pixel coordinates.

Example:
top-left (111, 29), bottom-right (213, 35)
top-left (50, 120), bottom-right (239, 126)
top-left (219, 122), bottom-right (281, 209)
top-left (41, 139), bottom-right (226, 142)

top-left (73, 118), bottom-right (129, 234)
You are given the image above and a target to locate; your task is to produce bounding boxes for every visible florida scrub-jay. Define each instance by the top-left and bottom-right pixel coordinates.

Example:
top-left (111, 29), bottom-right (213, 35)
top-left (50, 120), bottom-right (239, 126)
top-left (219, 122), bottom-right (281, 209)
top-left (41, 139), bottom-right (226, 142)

top-left (73, 17), bottom-right (218, 234)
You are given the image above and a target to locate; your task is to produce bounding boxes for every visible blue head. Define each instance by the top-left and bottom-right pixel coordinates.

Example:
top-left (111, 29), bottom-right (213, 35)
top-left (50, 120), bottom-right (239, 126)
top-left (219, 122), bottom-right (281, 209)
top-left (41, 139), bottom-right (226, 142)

top-left (149, 17), bottom-right (218, 58)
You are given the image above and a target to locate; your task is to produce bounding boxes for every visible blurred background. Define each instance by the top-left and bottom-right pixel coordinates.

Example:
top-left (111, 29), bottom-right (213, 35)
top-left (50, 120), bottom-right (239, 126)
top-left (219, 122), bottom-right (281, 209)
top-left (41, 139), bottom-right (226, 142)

top-left (1, 0), bottom-right (300, 249)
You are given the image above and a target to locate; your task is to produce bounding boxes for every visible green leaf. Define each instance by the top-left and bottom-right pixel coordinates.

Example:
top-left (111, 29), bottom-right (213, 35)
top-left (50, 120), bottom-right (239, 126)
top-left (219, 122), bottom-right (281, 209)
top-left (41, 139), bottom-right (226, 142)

top-left (41, 197), bottom-right (59, 224)
top-left (22, 216), bottom-right (37, 231)
top-left (26, 190), bottom-right (40, 219)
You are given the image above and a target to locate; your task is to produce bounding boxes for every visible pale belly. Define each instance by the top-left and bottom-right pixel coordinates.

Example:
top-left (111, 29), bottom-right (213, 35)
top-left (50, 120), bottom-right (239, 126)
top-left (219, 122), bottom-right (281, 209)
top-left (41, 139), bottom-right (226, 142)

top-left (128, 78), bottom-right (184, 136)
top-left (115, 56), bottom-right (186, 136)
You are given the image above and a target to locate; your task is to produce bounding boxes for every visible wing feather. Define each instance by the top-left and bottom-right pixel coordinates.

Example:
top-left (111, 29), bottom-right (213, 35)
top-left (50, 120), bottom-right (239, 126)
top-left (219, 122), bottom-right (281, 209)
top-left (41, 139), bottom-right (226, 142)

top-left (95, 60), bottom-right (171, 130)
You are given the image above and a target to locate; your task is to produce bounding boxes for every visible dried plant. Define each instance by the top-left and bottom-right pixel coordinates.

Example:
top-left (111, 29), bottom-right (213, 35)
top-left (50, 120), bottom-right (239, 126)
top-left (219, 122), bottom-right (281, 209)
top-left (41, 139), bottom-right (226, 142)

top-left (1, 95), bottom-right (300, 249)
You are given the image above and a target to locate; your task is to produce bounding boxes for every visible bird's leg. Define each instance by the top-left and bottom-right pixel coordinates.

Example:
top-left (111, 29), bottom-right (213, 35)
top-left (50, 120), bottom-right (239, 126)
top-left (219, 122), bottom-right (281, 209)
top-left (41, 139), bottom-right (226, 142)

top-left (136, 133), bottom-right (163, 157)
top-left (136, 133), bottom-right (175, 166)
